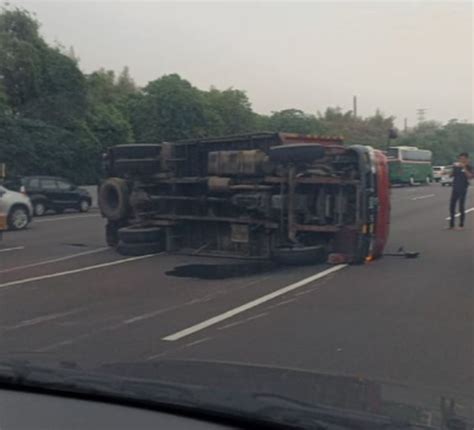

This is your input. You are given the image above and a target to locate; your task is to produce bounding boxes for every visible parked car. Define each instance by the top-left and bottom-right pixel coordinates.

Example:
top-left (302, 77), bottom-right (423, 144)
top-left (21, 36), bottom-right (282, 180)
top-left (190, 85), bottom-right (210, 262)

top-left (3, 176), bottom-right (92, 216)
top-left (432, 165), bottom-right (444, 182)
top-left (0, 185), bottom-right (33, 230)
top-left (440, 166), bottom-right (453, 186)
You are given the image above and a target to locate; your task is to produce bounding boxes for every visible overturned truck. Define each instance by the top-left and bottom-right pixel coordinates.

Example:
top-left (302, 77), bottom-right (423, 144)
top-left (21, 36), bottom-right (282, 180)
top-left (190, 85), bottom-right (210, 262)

top-left (99, 133), bottom-right (390, 264)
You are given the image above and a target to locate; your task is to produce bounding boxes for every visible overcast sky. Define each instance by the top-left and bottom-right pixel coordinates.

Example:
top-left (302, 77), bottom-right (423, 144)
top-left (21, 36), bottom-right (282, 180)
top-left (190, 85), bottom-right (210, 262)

top-left (11, 1), bottom-right (474, 127)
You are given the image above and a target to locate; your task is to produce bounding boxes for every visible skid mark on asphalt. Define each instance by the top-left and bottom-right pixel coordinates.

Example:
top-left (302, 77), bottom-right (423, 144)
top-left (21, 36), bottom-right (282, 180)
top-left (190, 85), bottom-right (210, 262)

top-left (0, 253), bottom-right (161, 290)
top-left (264, 298), bottom-right (298, 310)
top-left (162, 264), bottom-right (348, 342)
top-left (0, 247), bottom-right (108, 274)
top-left (185, 337), bottom-right (212, 348)
top-left (445, 207), bottom-right (474, 220)
top-left (35, 214), bottom-right (100, 223)
top-left (0, 246), bottom-right (25, 253)
top-left (217, 312), bottom-right (269, 331)
top-left (2, 307), bottom-right (89, 331)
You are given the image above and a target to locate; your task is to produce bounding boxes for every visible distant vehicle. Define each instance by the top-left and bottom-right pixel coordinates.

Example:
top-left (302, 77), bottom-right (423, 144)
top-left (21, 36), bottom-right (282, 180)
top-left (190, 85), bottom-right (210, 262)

top-left (387, 146), bottom-right (433, 186)
top-left (0, 185), bottom-right (33, 230)
top-left (3, 176), bottom-right (92, 216)
top-left (432, 165), bottom-right (445, 182)
top-left (440, 166), bottom-right (453, 186)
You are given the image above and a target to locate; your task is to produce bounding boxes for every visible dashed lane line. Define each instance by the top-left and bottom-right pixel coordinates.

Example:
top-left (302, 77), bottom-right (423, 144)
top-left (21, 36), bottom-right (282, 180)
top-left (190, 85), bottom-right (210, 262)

top-left (0, 247), bottom-right (108, 274)
top-left (411, 194), bottom-right (435, 201)
top-left (0, 253), bottom-right (161, 290)
top-left (445, 207), bottom-right (474, 220)
top-left (0, 246), bottom-right (25, 253)
top-left (162, 264), bottom-right (348, 341)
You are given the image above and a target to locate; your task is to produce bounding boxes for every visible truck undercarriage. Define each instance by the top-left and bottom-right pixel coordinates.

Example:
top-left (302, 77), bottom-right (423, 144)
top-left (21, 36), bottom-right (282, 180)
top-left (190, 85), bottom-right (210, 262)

top-left (99, 133), bottom-right (389, 265)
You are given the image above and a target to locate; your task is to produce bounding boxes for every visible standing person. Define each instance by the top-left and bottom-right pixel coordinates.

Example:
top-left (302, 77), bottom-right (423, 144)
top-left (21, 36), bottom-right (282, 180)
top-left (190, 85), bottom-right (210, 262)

top-left (449, 152), bottom-right (472, 230)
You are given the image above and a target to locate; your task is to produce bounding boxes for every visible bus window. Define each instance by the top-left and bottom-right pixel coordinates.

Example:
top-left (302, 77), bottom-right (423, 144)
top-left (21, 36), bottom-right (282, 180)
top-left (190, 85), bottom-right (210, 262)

top-left (387, 148), bottom-right (399, 159)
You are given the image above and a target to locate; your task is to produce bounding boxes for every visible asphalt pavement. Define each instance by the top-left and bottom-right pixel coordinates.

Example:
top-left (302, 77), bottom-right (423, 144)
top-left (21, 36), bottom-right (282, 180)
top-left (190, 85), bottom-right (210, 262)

top-left (0, 185), bottom-right (472, 399)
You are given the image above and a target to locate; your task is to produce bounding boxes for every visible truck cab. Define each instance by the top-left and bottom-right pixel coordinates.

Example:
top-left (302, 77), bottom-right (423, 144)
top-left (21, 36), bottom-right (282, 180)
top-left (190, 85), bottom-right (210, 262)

top-left (99, 133), bottom-right (390, 264)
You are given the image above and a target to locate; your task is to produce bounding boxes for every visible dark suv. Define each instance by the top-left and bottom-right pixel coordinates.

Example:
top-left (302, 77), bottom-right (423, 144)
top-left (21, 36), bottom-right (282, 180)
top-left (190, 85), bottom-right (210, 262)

top-left (4, 176), bottom-right (92, 216)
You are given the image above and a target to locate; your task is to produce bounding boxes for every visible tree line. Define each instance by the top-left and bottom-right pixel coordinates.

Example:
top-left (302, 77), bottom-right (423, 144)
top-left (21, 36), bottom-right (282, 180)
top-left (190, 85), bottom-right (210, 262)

top-left (0, 8), bottom-right (472, 184)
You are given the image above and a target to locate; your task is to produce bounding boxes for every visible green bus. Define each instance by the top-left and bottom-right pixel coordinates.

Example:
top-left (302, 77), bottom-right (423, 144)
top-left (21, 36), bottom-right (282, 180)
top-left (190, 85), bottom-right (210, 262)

top-left (387, 146), bottom-right (433, 186)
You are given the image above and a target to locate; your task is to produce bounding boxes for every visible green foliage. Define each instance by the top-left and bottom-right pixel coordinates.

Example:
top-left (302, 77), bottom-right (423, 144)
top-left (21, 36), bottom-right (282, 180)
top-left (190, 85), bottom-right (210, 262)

top-left (203, 88), bottom-right (256, 135)
top-left (266, 109), bottom-right (323, 134)
top-left (131, 74), bottom-right (210, 142)
top-left (0, 117), bottom-right (100, 184)
top-left (0, 7), bottom-right (87, 126)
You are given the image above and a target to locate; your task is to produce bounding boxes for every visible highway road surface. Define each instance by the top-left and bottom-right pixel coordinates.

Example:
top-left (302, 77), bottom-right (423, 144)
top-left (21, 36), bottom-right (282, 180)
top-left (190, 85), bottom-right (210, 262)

top-left (0, 185), bottom-right (472, 398)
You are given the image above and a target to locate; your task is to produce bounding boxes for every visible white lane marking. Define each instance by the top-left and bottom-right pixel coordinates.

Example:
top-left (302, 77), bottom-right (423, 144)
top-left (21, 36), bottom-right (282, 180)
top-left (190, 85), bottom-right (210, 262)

top-left (162, 264), bottom-right (347, 341)
top-left (0, 247), bottom-right (108, 274)
top-left (445, 207), bottom-right (474, 220)
top-left (411, 194), bottom-right (435, 201)
top-left (2, 307), bottom-right (88, 331)
top-left (35, 214), bottom-right (100, 223)
top-left (0, 246), bottom-right (25, 253)
top-left (0, 253), bottom-right (161, 290)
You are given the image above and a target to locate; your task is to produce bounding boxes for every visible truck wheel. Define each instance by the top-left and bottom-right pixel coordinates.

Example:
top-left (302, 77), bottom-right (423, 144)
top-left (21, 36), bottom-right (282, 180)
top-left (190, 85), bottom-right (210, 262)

top-left (99, 177), bottom-right (130, 221)
top-left (117, 240), bottom-right (163, 256)
top-left (118, 226), bottom-right (163, 244)
top-left (106, 222), bottom-right (120, 247)
top-left (272, 245), bottom-right (327, 266)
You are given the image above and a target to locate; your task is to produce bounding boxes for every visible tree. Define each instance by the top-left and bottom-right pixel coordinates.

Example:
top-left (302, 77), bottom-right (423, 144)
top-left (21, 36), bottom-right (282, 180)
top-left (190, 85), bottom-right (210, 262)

top-left (131, 74), bottom-right (210, 142)
top-left (203, 87), bottom-right (256, 135)
top-left (267, 109), bottom-right (322, 134)
top-left (0, 7), bottom-right (87, 126)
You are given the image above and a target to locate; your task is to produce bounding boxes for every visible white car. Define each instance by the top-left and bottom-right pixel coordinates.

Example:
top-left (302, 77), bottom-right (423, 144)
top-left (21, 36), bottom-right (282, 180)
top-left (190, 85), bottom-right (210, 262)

top-left (0, 185), bottom-right (33, 230)
top-left (440, 166), bottom-right (453, 186)
top-left (432, 165), bottom-right (444, 182)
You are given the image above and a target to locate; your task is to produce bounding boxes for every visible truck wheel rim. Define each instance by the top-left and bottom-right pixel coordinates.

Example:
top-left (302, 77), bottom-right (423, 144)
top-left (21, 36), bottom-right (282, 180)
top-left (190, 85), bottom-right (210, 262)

top-left (12, 209), bottom-right (28, 229)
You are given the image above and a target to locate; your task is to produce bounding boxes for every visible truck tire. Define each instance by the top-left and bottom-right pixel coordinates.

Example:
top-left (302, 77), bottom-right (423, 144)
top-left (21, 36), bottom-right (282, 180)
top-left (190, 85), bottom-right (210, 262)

top-left (99, 177), bottom-right (130, 221)
top-left (117, 240), bottom-right (163, 256)
top-left (272, 245), bottom-right (327, 265)
top-left (269, 144), bottom-right (325, 164)
top-left (118, 226), bottom-right (163, 244)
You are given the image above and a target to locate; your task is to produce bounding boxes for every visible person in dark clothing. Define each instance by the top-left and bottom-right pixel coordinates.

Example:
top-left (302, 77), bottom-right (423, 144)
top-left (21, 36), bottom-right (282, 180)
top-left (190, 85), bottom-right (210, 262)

top-left (449, 152), bottom-right (472, 229)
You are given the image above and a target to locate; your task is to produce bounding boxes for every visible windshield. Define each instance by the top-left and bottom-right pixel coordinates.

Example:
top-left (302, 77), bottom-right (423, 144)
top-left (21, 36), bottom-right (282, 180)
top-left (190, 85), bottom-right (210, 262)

top-left (0, 2), bottom-right (472, 429)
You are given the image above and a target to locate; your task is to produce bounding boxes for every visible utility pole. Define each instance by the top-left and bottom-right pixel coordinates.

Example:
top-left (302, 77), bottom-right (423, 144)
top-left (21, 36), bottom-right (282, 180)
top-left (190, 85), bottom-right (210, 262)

top-left (353, 95), bottom-right (358, 118)
top-left (416, 108), bottom-right (427, 123)
top-left (404, 118), bottom-right (408, 132)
